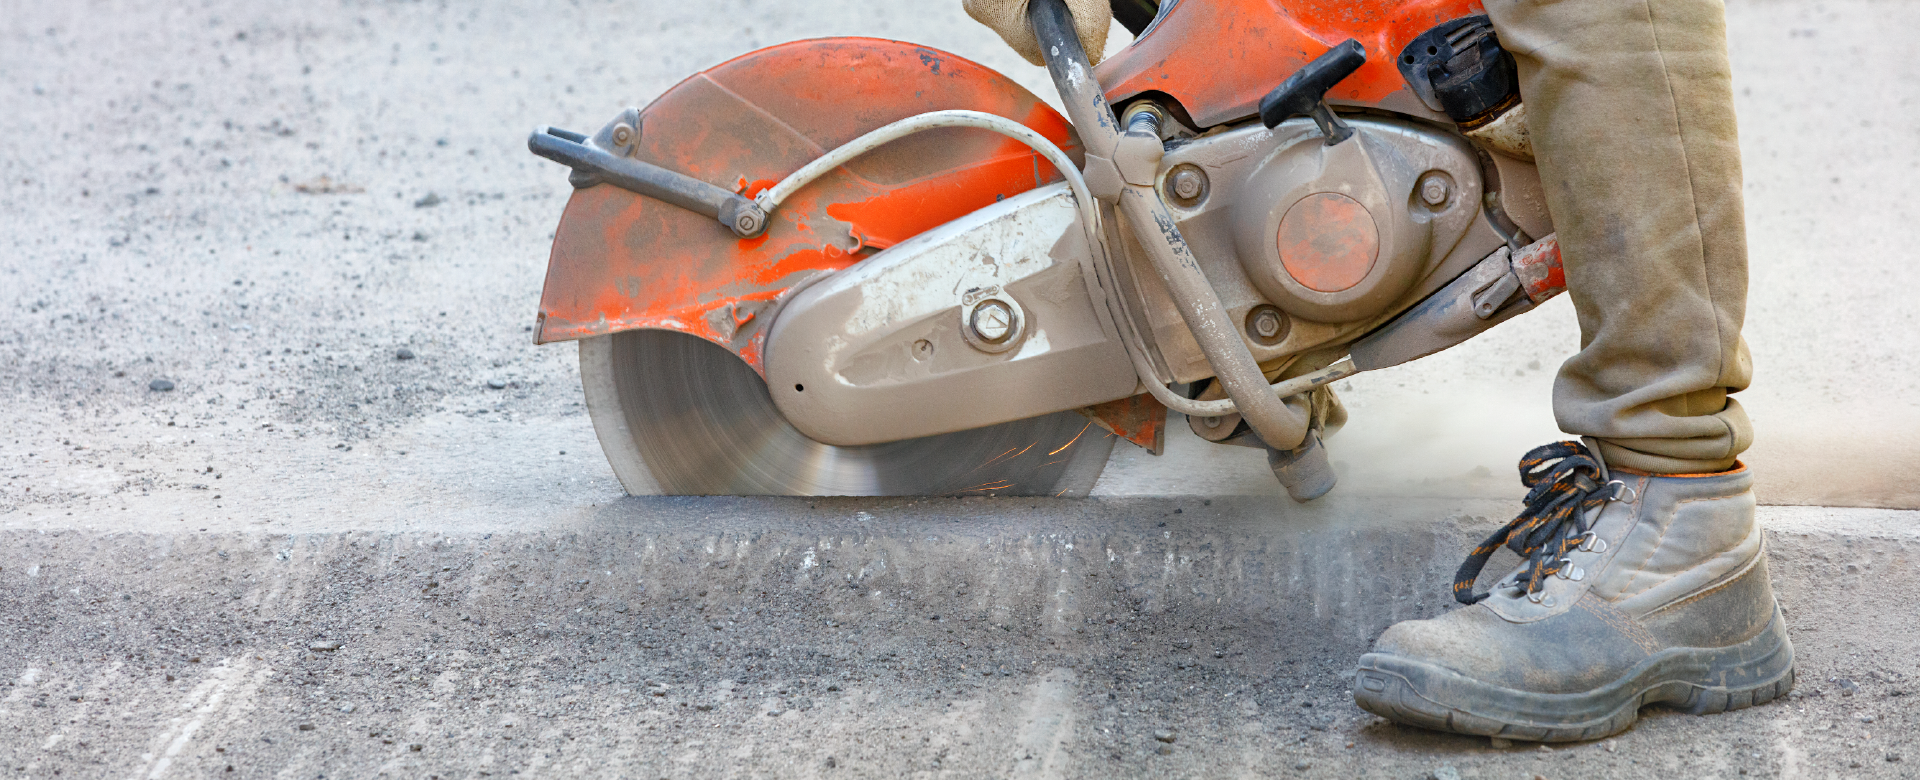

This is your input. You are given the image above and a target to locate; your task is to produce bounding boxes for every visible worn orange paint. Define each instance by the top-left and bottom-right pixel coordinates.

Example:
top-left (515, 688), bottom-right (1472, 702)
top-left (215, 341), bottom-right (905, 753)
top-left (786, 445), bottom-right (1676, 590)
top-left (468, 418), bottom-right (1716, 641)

top-left (535, 38), bottom-right (1084, 373)
top-left (1077, 393), bottom-right (1168, 455)
top-left (537, 2), bottom-right (1494, 376)
top-left (1511, 233), bottom-right (1565, 302)
top-left (825, 104), bottom-right (1074, 250)
top-left (1277, 192), bottom-right (1380, 292)
top-left (1097, 0), bottom-right (1483, 127)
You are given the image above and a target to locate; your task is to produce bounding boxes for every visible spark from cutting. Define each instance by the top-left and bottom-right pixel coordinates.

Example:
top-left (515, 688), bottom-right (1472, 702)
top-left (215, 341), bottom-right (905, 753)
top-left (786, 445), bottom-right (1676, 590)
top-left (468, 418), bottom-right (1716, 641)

top-left (1048, 422), bottom-right (1092, 455)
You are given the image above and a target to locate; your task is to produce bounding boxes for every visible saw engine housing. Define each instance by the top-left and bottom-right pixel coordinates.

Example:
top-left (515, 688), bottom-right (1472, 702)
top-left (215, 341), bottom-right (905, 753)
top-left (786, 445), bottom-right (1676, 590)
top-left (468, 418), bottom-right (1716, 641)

top-left (758, 114), bottom-right (1509, 447)
top-left (526, 0), bottom-right (1561, 496)
top-left (1129, 116), bottom-right (1495, 385)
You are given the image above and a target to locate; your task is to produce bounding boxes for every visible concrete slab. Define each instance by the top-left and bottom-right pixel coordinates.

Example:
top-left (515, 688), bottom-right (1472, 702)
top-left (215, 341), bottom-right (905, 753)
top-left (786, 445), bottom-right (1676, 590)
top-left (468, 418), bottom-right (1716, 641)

top-left (0, 500), bottom-right (1914, 777)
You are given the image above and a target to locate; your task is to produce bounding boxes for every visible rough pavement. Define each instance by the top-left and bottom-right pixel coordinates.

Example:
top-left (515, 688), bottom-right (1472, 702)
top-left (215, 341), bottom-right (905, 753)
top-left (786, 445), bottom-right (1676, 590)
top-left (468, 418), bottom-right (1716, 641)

top-left (2, 0), bottom-right (1918, 777)
top-left (2, 502), bottom-right (1916, 778)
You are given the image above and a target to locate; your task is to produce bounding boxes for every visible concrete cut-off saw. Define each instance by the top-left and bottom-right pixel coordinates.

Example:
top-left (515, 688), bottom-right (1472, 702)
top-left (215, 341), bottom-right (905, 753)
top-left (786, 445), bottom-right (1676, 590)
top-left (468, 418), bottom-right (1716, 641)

top-left (526, 0), bottom-right (1564, 499)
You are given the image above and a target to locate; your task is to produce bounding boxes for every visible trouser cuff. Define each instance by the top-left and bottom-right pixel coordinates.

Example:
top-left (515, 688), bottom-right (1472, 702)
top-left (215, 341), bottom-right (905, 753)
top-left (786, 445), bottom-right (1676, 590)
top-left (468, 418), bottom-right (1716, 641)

top-left (1594, 439), bottom-right (1739, 476)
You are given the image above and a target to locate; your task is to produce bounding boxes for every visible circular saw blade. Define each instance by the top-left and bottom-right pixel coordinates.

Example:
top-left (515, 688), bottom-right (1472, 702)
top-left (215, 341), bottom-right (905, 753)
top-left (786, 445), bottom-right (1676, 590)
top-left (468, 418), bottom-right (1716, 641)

top-left (582, 331), bottom-right (1113, 497)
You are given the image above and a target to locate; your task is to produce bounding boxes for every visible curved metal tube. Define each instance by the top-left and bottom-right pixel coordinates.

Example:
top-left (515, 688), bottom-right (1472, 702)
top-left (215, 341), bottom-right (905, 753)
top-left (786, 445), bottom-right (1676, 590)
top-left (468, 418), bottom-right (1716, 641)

top-left (750, 109), bottom-right (1238, 414)
top-left (755, 110), bottom-right (1103, 250)
top-left (750, 82), bottom-right (1352, 423)
top-left (1182, 359), bottom-right (1359, 418)
top-left (1028, 0), bottom-right (1317, 449)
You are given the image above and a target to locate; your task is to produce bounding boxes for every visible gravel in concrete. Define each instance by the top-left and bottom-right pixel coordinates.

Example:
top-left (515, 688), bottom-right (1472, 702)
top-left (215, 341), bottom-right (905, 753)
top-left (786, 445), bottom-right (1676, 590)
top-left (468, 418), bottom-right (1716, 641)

top-left (1, 501), bottom-right (1915, 777)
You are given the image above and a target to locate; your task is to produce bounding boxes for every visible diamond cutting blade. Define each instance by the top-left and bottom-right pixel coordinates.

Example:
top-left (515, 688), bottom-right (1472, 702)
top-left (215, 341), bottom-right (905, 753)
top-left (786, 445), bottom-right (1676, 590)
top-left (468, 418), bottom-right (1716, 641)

top-left (580, 331), bottom-right (1114, 497)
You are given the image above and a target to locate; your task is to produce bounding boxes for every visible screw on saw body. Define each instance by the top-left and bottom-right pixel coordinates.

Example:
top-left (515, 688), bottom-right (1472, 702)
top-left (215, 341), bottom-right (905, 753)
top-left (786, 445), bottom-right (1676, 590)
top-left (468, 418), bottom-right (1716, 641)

top-left (1172, 170), bottom-right (1204, 200)
top-left (1252, 310), bottom-right (1283, 338)
top-left (1167, 165), bottom-right (1209, 207)
top-left (970, 300), bottom-right (1016, 344)
top-left (1419, 173), bottom-right (1452, 207)
top-left (1245, 305), bottom-right (1289, 346)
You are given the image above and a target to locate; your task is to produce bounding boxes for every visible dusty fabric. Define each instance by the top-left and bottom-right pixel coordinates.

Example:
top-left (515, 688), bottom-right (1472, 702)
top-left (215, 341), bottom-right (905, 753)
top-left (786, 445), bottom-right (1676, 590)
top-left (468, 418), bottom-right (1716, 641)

top-left (1484, 0), bottom-right (1754, 473)
top-left (963, 0), bottom-right (1111, 66)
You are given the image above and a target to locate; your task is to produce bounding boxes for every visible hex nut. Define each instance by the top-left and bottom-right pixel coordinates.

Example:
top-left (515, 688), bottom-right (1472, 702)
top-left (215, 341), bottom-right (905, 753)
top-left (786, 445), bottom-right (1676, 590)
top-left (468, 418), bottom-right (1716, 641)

top-left (732, 209), bottom-right (765, 237)
top-left (1419, 173), bottom-right (1451, 207)
top-left (1245, 305), bottom-right (1290, 346)
top-left (1173, 171), bottom-right (1202, 199)
top-left (1167, 165), bottom-right (1209, 206)
top-left (1253, 312), bottom-right (1281, 338)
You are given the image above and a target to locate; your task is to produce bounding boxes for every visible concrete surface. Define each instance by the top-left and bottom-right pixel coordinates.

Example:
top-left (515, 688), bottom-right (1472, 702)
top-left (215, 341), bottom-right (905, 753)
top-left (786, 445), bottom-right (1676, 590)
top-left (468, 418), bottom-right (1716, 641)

top-left (1, 502), bottom-right (1916, 778)
top-left (2, 0), bottom-right (1918, 777)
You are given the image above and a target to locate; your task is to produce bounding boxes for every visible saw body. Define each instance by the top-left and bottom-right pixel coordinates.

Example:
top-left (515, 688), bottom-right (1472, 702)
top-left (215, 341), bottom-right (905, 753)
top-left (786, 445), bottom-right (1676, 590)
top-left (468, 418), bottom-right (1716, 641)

top-left (533, 39), bottom-right (1082, 368)
top-left (529, 0), bottom-right (1563, 497)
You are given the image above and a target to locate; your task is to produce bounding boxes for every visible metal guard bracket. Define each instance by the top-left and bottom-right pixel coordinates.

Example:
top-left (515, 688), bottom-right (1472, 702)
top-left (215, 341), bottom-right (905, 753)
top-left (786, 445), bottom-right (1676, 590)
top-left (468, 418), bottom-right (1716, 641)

top-left (528, 119), bottom-right (767, 239)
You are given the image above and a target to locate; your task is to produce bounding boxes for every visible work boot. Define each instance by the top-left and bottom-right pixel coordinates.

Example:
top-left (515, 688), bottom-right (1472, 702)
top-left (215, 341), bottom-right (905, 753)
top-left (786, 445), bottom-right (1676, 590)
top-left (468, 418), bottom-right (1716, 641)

top-left (1353, 441), bottom-right (1794, 742)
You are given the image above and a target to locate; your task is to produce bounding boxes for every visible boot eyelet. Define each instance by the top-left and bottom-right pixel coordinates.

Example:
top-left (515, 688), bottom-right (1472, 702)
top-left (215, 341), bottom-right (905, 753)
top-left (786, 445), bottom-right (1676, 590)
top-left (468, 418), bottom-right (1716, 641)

top-left (1526, 591), bottom-right (1555, 607)
top-left (1606, 479), bottom-right (1637, 503)
top-left (1577, 531), bottom-right (1609, 553)
top-left (1555, 562), bottom-right (1585, 582)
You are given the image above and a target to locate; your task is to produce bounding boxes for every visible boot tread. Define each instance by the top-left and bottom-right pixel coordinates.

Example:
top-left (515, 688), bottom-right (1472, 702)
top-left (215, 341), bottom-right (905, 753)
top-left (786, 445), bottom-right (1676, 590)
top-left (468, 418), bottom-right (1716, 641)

top-left (1354, 610), bottom-right (1793, 743)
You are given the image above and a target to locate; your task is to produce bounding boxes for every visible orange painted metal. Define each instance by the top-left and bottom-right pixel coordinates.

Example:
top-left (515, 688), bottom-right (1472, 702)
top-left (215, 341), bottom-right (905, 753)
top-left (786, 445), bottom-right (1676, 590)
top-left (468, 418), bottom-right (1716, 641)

top-left (1096, 0), bottom-right (1483, 128)
top-left (537, 3), bottom-right (1495, 376)
top-left (535, 39), bottom-right (1083, 373)
top-left (1511, 233), bottom-right (1565, 303)
top-left (1276, 192), bottom-right (1380, 292)
top-left (1077, 393), bottom-right (1168, 455)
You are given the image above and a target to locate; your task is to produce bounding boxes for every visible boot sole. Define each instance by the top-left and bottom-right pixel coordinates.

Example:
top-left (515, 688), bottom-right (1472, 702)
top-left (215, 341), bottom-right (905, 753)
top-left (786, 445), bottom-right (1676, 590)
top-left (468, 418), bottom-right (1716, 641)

top-left (1352, 605), bottom-right (1794, 742)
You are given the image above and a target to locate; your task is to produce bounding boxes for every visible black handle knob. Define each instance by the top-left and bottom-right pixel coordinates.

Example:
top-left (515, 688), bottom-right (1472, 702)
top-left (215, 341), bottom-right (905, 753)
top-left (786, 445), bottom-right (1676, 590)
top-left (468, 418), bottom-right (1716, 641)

top-left (1258, 39), bottom-right (1367, 143)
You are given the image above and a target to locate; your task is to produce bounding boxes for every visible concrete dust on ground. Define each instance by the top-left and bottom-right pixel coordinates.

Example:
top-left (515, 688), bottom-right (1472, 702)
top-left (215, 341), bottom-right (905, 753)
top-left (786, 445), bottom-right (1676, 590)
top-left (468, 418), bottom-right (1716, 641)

top-left (3, 0), bottom-right (1919, 777)
top-left (2, 501), bottom-right (1915, 778)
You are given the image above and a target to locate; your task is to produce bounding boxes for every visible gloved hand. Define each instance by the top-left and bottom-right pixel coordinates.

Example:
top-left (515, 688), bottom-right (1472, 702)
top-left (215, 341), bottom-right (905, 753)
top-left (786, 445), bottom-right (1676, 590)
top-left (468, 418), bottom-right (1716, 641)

top-left (963, 0), bottom-right (1112, 67)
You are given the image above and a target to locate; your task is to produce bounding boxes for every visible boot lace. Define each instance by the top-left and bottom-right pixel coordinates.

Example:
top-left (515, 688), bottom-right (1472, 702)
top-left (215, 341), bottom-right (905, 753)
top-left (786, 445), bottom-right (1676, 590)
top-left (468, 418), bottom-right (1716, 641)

top-left (1452, 441), bottom-right (1624, 605)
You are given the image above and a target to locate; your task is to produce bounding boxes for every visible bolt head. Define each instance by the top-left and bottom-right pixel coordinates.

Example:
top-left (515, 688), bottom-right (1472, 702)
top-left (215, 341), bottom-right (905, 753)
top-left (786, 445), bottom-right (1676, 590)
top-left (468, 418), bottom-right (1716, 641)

top-left (733, 211), bottom-right (762, 235)
top-left (1170, 168), bottom-right (1206, 201)
top-left (1252, 310), bottom-right (1282, 339)
top-left (1420, 176), bottom-right (1451, 206)
top-left (610, 124), bottom-right (634, 147)
top-left (970, 300), bottom-right (1015, 343)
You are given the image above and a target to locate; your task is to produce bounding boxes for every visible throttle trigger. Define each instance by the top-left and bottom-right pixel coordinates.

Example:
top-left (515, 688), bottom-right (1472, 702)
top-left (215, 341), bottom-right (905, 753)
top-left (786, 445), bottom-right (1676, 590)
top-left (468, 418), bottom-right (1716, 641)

top-left (1258, 39), bottom-right (1367, 145)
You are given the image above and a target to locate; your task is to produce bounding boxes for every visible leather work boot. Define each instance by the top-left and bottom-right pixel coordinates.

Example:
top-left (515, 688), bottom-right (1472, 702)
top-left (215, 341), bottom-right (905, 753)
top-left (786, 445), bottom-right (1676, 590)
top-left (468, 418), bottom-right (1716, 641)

top-left (1353, 441), bottom-right (1794, 742)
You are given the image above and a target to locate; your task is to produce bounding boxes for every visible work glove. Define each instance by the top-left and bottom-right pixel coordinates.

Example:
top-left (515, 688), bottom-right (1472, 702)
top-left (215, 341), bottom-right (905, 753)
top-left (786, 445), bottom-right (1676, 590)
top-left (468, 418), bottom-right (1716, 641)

top-left (963, 0), bottom-right (1112, 66)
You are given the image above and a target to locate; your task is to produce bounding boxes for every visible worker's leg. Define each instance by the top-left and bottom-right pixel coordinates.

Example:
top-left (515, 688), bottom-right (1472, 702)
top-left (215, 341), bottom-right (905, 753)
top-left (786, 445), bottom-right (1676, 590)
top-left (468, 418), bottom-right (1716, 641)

top-left (1350, 1), bottom-right (1790, 740)
top-left (1494, 0), bottom-right (1753, 474)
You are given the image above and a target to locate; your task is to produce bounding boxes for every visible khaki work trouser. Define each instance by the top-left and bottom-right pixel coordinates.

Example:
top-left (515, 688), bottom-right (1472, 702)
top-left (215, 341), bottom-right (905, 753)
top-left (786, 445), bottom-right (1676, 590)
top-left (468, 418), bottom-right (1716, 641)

top-left (1485, 0), bottom-right (1753, 473)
